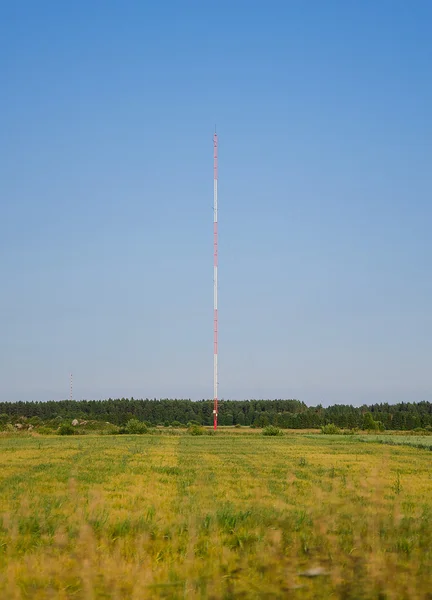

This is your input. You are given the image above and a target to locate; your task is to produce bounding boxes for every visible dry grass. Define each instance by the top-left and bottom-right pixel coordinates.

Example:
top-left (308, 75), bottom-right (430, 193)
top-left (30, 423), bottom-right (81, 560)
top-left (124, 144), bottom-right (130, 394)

top-left (1, 433), bottom-right (432, 598)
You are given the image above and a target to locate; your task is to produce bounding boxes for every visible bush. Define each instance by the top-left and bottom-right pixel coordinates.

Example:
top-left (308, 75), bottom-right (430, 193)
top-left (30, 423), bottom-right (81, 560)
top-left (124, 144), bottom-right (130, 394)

top-left (100, 424), bottom-right (120, 435)
top-left (321, 423), bottom-right (341, 435)
top-left (188, 424), bottom-right (205, 436)
top-left (262, 426), bottom-right (283, 437)
top-left (37, 426), bottom-right (55, 435)
top-left (171, 421), bottom-right (183, 428)
top-left (235, 424), bottom-right (242, 428)
top-left (125, 419), bottom-right (148, 434)
top-left (58, 424), bottom-right (75, 436)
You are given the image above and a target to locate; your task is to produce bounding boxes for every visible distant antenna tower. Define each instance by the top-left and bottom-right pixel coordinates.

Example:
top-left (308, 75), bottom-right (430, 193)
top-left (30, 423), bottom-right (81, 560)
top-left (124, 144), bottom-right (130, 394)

top-left (213, 132), bottom-right (218, 430)
top-left (70, 373), bottom-right (73, 401)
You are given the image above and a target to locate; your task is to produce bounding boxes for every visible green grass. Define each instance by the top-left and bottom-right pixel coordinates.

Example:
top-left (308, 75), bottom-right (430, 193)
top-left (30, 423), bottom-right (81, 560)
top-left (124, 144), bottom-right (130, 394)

top-left (358, 434), bottom-right (432, 450)
top-left (308, 432), bottom-right (432, 450)
top-left (1, 433), bottom-right (432, 598)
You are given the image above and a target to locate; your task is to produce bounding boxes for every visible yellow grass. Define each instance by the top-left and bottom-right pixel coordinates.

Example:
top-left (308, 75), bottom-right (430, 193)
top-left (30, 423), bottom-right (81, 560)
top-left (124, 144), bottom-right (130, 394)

top-left (0, 433), bottom-right (431, 598)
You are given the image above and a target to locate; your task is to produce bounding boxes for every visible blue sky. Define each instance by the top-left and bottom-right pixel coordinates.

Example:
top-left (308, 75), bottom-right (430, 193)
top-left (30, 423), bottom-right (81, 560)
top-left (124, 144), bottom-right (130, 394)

top-left (1, 1), bottom-right (431, 406)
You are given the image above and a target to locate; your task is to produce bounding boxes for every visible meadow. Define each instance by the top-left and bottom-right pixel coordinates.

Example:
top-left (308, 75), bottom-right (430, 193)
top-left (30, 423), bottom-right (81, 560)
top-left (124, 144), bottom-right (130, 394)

top-left (1, 432), bottom-right (432, 599)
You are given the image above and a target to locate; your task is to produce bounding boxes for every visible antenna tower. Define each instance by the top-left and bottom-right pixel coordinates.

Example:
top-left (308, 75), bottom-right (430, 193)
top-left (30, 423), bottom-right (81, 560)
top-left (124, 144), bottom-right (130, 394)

top-left (70, 373), bottom-right (73, 401)
top-left (213, 132), bottom-right (218, 430)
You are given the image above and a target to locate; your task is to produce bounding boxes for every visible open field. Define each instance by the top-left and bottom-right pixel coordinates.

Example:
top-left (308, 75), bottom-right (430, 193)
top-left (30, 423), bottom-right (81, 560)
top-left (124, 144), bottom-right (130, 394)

top-left (1, 433), bottom-right (432, 599)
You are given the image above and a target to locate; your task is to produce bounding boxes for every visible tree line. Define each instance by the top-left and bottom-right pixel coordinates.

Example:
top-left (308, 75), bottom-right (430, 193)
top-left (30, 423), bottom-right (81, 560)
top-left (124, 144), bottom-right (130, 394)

top-left (1, 398), bottom-right (432, 430)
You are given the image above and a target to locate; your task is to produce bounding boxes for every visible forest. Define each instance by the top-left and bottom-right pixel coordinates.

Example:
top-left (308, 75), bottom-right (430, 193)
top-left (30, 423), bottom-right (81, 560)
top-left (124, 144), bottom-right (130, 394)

top-left (1, 398), bottom-right (432, 430)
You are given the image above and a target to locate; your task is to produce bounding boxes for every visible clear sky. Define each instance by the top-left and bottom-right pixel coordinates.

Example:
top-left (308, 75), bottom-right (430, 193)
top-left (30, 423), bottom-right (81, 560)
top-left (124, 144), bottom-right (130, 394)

top-left (1, 1), bottom-right (431, 406)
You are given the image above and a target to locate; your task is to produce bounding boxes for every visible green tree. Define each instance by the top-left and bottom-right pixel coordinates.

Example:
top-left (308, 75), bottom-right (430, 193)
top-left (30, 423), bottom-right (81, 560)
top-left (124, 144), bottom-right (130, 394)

top-left (362, 412), bottom-right (379, 431)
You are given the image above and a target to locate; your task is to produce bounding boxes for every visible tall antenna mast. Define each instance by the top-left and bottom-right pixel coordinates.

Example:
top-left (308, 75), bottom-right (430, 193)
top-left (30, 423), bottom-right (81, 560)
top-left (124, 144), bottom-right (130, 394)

top-left (213, 132), bottom-right (218, 430)
top-left (70, 373), bottom-right (73, 401)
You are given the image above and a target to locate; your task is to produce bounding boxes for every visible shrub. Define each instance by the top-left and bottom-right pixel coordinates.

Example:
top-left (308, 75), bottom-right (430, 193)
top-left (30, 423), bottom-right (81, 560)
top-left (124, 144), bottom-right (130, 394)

top-left (58, 424), bottom-right (75, 436)
top-left (171, 421), bottom-right (183, 428)
top-left (262, 426), bottom-right (283, 437)
top-left (125, 419), bottom-right (148, 435)
top-left (235, 424), bottom-right (242, 428)
top-left (100, 424), bottom-right (120, 435)
top-left (321, 423), bottom-right (341, 435)
top-left (37, 426), bottom-right (55, 435)
top-left (188, 424), bottom-right (205, 436)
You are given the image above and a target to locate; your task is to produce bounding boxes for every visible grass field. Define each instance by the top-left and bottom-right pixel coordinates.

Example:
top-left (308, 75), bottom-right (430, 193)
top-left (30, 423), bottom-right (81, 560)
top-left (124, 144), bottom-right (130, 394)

top-left (1, 433), bottom-right (432, 599)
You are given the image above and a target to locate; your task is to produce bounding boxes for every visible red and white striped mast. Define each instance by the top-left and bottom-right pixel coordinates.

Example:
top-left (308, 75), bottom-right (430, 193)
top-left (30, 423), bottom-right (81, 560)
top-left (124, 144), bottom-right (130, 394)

top-left (213, 132), bottom-right (218, 430)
